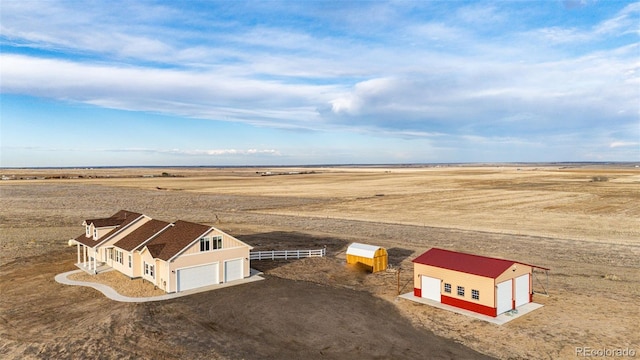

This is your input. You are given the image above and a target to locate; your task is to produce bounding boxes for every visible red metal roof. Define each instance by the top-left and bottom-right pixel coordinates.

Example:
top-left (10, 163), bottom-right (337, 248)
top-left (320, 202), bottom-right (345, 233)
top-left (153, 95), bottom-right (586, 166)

top-left (412, 248), bottom-right (543, 279)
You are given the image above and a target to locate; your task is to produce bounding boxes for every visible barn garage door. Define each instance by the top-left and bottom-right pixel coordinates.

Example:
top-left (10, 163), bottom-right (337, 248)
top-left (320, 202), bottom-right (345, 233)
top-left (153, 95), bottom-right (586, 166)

top-left (177, 263), bottom-right (218, 292)
top-left (224, 258), bottom-right (243, 282)
top-left (496, 280), bottom-right (513, 315)
top-left (515, 274), bottom-right (530, 307)
top-left (421, 276), bottom-right (441, 302)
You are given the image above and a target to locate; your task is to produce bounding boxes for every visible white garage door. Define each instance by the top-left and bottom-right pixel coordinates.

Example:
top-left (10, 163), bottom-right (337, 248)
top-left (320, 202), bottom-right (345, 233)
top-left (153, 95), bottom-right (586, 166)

top-left (496, 280), bottom-right (513, 315)
top-left (515, 274), bottom-right (530, 307)
top-left (177, 263), bottom-right (218, 292)
top-left (421, 275), bottom-right (441, 302)
top-left (224, 258), bottom-right (243, 282)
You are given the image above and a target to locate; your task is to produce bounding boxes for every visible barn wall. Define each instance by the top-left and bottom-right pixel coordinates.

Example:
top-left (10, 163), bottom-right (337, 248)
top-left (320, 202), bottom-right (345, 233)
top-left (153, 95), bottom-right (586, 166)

top-left (413, 263), bottom-right (495, 308)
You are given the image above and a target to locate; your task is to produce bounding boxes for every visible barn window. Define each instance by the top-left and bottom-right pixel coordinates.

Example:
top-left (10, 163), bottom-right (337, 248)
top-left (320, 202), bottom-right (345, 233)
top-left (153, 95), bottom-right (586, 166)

top-left (472, 289), bottom-right (480, 300)
top-left (212, 235), bottom-right (223, 249)
top-left (457, 286), bottom-right (465, 297)
top-left (444, 283), bottom-right (452, 293)
top-left (200, 238), bottom-right (210, 252)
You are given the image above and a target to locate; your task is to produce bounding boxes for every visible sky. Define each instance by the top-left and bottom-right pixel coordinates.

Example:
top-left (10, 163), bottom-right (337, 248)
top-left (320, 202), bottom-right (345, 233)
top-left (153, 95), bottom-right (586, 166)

top-left (1, 0), bottom-right (639, 167)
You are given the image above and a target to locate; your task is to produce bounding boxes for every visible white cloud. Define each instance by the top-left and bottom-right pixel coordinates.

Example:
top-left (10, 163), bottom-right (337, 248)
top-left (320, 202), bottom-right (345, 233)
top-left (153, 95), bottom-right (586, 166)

top-left (609, 142), bottom-right (639, 148)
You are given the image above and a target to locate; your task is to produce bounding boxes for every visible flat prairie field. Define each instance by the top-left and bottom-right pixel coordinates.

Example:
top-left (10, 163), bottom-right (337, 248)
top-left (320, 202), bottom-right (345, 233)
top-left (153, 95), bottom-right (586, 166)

top-left (1, 165), bottom-right (638, 359)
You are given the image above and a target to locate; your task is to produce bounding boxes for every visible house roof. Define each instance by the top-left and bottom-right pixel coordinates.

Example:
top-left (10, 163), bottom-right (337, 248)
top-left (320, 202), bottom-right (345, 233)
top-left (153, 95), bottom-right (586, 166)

top-left (143, 220), bottom-right (211, 261)
top-left (75, 210), bottom-right (144, 248)
top-left (346, 243), bottom-right (383, 258)
top-left (412, 248), bottom-right (546, 279)
top-left (85, 210), bottom-right (143, 228)
top-left (113, 219), bottom-right (171, 252)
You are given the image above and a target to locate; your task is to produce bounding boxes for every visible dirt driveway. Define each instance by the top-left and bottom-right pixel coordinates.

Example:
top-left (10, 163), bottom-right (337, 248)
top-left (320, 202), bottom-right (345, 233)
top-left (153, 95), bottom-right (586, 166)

top-left (0, 250), bottom-right (490, 360)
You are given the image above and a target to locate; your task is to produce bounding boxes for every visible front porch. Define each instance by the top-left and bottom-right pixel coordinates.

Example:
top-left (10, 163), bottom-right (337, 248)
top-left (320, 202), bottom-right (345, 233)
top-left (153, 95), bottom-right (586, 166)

top-left (76, 261), bottom-right (112, 275)
top-left (72, 240), bottom-right (113, 275)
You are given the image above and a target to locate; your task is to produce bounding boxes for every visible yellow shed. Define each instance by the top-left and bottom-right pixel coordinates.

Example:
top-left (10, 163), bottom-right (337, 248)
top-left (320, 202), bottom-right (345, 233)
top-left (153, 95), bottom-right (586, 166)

top-left (346, 243), bottom-right (388, 273)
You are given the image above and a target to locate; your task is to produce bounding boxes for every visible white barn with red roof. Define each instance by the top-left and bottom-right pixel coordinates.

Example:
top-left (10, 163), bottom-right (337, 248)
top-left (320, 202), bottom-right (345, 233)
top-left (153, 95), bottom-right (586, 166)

top-left (412, 248), bottom-right (548, 317)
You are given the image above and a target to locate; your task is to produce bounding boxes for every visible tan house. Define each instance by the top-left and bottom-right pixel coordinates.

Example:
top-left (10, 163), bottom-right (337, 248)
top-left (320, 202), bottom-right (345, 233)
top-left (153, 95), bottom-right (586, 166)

top-left (138, 220), bottom-right (253, 293)
top-left (71, 211), bottom-right (253, 293)
top-left (412, 248), bottom-right (548, 317)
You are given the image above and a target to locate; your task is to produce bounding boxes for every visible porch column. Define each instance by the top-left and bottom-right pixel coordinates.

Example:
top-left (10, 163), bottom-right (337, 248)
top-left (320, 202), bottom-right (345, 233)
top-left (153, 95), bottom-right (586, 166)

top-left (83, 245), bottom-right (87, 267)
top-left (93, 249), bottom-right (97, 273)
top-left (76, 242), bottom-right (80, 264)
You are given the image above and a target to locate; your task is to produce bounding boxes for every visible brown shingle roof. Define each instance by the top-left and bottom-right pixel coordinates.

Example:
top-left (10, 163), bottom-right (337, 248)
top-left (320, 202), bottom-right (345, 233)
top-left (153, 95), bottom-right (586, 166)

top-left (75, 210), bottom-right (145, 248)
top-left (113, 219), bottom-right (171, 252)
top-left (85, 210), bottom-right (142, 228)
top-left (144, 220), bottom-right (211, 261)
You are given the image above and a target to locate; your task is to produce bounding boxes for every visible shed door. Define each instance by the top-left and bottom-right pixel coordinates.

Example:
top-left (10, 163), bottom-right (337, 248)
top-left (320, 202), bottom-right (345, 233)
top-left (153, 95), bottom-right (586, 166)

top-left (177, 263), bottom-right (218, 292)
top-left (496, 280), bottom-right (513, 315)
top-left (421, 276), bottom-right (441, 302)
top-left (514, 274), bottom-right (530, 307)
top-left (224, 258), bottom-right (243, 282)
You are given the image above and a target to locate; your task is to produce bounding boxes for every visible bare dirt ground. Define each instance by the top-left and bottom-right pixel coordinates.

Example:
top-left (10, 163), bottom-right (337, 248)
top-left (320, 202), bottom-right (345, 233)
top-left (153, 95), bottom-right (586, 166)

top-left (1, 165), bottom-right (639, 359)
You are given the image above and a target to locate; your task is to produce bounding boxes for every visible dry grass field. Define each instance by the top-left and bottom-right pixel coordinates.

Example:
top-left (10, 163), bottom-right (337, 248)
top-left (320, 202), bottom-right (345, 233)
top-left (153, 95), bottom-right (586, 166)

top-left (1, 165), bottom-right (638, 359)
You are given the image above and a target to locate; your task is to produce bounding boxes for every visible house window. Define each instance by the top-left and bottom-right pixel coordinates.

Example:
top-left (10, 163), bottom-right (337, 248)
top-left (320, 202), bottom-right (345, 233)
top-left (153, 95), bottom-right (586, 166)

top-left (144, 262), bottom-right (149, 275)
top-left (86, 226), bottom-right (90, 237)
top-left (93, 229), bottom-right (98, 238)
top-left (109, 249), bottom-right (113, 260)
top-left (472, 289), bottom-right (480, 300)
top-left (444, 283), bottom-right (451, 293)
top-left (128, 254), bottom-right (132, 268)
top-left (212, 235), bottom-right (223, 249)
top-left (115, 250), bottom-right (123, 264)
top-left (457, 286), bottom-right (465, 297)
top-left (150, 265), bottom-right (154, 278)
top-left (200, 238), bottom-right (210, 252)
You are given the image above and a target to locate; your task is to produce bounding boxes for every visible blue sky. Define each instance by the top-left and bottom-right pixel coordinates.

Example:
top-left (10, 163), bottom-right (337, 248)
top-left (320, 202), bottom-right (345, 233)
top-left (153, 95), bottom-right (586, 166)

top-left (1, 0), bottom-right (638, 167)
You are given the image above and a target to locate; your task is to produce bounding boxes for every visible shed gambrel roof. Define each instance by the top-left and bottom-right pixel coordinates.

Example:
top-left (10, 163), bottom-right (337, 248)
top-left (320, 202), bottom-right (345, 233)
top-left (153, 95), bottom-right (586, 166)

top-left (143, 220), bottom-right (212, 261)
top-left (412, 248), bottom-right (546, 279)
top-left (112, 219), bottom-right (171, 252)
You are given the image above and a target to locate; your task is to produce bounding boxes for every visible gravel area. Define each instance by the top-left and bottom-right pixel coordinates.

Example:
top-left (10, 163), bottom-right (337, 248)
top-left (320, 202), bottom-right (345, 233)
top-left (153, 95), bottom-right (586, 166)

top-left (68, 270), bottom-right (166, 297)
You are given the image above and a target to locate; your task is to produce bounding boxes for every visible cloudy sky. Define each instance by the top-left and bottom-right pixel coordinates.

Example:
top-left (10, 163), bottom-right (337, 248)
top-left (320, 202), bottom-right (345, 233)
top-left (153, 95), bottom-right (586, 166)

top-left (1, 1), bottom-right (638, 167)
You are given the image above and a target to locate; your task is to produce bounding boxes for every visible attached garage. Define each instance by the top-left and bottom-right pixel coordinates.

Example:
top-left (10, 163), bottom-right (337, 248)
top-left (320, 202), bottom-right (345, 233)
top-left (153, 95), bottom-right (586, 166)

top-left (413, 248), bottom-right (548, 317)
top-left (224, 258), bottom-right (244, 282)
top-left (346, 243), bottom-right (388, 273)
top-left (177, 263), bottom-right (219, 292)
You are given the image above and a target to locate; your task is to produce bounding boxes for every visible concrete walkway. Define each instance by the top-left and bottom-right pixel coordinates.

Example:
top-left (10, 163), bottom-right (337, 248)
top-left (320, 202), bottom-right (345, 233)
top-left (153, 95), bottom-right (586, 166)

top-left (398, 292), bottom-right (543, 325)
top-left (55, 269), bottom-right (264, 303)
